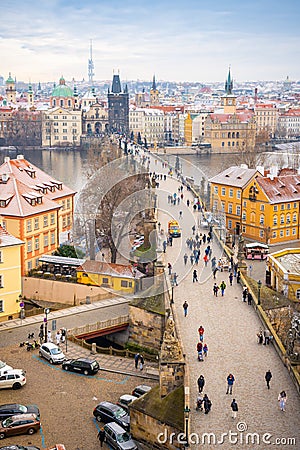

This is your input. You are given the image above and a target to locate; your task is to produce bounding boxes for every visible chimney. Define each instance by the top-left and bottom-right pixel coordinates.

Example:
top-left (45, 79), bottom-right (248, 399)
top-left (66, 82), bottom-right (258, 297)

top-left (4, 157), bottom-right (10, 163)
top-left (17, 154), bottom-right (24, 160)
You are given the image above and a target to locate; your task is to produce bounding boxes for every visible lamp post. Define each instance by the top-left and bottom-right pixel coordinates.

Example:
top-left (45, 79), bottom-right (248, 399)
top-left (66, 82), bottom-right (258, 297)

top-left (184, 406), bottom-right (190, 447)
top-left (257, 280), bottom-right (262, 306)
top-left (44, 308), bottom-right (50, 343)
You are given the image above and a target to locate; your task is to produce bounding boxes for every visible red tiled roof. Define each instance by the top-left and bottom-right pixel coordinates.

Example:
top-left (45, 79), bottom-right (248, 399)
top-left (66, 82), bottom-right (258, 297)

top-left (0, 156), bottom-right (76, 217)
top-left (78, 260), bottom-right (144, 279)
top-left (210, 111), bottom-right (254, 123)
top-left (257, 174), bottom-right (300, 203)
top-left (281, 109), bottom-right (300, 117)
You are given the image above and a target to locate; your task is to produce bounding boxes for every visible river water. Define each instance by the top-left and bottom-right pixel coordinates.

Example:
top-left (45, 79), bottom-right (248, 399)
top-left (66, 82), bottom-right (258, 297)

top-left (0, 145), bottom-right (298, 195)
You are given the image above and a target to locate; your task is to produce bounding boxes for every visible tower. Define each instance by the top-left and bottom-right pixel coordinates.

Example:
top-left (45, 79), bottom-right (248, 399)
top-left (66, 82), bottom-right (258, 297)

top-left (222, 67), bottom-right (236, 114)
top-left (108, 72), bottom-right (129, 134)
top-left (150, 74), bottom-right (159, 106)
top-left (88, 39), bottom-right (95, 85)
top-left (27, 82), bottom-right (34, 107)
top-left (6, 73), bottom-right (16, 103)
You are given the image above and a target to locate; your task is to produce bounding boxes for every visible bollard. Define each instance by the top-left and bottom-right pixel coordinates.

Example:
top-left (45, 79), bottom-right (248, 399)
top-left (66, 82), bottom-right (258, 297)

top-left (91, 343), bottom-right (97, 355)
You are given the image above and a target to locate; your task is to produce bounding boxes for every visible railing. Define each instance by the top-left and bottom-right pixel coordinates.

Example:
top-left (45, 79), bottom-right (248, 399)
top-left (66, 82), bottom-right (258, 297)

top-left (68, 314), bottom-right (129, 337)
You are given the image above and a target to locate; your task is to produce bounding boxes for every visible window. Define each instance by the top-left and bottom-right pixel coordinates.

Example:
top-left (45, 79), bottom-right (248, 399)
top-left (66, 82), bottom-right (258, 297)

top-left (67, 199), bottom-right (71, 209)
top-left (43, 215), bottom-right (48, 227)
top-left (273, 205), bottom-right (278, 212)
top-left (214, 186), bottom-right (218, 194)
top-left (63, 129), bottom-right (67, 133)
top-left (228, 220), bottom-right (232, 229)
top-left (51, 232), bottom-right (55, 245)
top-left (26, 220), bottom-right (32, 233)
top-left (221, 202), bottom-right (225, 212)
top-left (236, 205), bottom-right (241, 215)
top-left (280, 215), bottom-right (284, 224)
top-left (121, 280), bottom-right (128, 288)
top-left (102, 277), bottom-right (109, 284)
top-left (236, 190), bottom-right (241, 199)
top-left (287, 203), bottom-right (291, 210)
top-left (34, 218), bottom-right (39, 230)
top-left (260, 204), bottom-right (265, 211)
top-left (228, 203), bottom-right (233, 214)
top-left (242, 211), bottom-right (246, 221)
top-left (221, 187), bottom-right (226, 196)
top-left (293, 213), bottom-right (297, 222)
top-left (272, 231), bottom-right (277, 238)
top-left (67, 215), bottom-right (71, 226)
top-left (260, 215), bottom-right (265, 225)
top-left (222, 142), bottom-right (225, 147)
top-left (0, 300), bottom-right (3, 312)
top-left (63, 217), bottom-right (66, 227)
top-left (293, 202), bottom-right (297, 208)
top-left (259, 230), bottom-right (264, 238)
top-left (0, 275), bottom-right (3, 288)
top-left (43, 234), bottom-right (49, 247)
top-left (63, 136), bottom-right (68, 140)
top-left (27, 261), bottom-right (32, 271)
top-left (243, 201), bottom-right (247, 207)
top-left (286, 229), bottom-right (290, 236)
top-left (35, 237), bottom-right (39, 250)
top-left (273, 215), bottom-right (277, 225)
top-left (229, 189), bottom-right (233, 198)
top-left (242, 225), bottom-right (246, 233)
top-left (62, 200), bottom-right (66, 211)
top-left (281, 204), bottom-right (284, 210)
top-left (50, 213), bottom-right (55, 225)
top-left (27, 240), bottom-right (32, 253)
top-left (292, 228), bottom-right (296, 235)
top-left (280, 230), bottom-right (284, 237)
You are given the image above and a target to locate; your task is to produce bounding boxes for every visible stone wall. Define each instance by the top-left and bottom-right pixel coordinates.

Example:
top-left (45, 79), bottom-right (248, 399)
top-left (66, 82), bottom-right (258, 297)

top-left (128, 304), bottom-right (165, 352)
top-left (160, 362), bottom-right (185, 398)
top-left (22, 277), bottom-right (112, 305)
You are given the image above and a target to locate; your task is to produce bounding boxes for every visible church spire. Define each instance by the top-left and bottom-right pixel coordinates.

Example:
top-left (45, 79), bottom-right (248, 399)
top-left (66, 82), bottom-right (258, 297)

top-left (152, 74), bottom-right (157, 91)
top-left (225, 67), bottom-right (233, 95)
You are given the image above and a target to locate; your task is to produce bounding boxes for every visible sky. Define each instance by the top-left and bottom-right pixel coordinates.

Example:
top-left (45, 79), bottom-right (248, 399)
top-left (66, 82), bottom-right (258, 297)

top-left (0, 0), bottom-right (299, 84)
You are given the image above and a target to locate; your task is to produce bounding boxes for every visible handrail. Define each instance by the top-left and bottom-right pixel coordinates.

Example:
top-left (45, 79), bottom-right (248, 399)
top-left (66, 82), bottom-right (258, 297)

top-left (68, 314), bottom-right (129, 337)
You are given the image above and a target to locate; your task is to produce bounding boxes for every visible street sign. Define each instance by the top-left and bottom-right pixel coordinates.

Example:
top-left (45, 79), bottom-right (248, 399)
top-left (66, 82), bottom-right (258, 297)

top-left (19, 302), bottom-right (24, 308)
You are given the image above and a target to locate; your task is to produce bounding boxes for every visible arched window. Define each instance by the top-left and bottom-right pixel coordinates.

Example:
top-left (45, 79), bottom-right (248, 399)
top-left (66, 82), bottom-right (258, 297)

top-left (280, 214), bottom-right (284, 224)
top-left (60, 99), bottom-right (64, 107)
top-left (273, 215), bottom-right (278, 225)
top-left (228, 132), bottom-right (231, 138)
top-left (232, 132), bottom-right (235, 138)
top-left (68, 100), bottom-right (71, 107)
top-left (260, 214), bottom-right (265, 225)
top-left (236, 132), bottom-right (240, 138)
top-left (250, 212), bottom-right (256, 223)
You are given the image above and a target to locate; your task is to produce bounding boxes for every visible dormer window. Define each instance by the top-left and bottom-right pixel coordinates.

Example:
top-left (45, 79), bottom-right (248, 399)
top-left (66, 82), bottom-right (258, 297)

top-left (0, 200), bottom-right (6, 207)
top-left (37, 197), bottom-right (42, 204)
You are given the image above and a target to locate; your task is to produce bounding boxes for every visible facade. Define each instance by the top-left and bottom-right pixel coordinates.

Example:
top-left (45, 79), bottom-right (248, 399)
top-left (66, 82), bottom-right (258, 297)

top-left (0, 155), bottom-right (76, 274)
top-left (0, 226), bottom-right (23, 321)
top-left (77, 260), bottom-right (144, 293)
top-left (42, 107), bottom-right (82, 147)
top-left (108, 74), bottom-right (129, 134)
top-left (82, 101), bottom-right (108, 135)
top-left (0, 107), bottom-right (14, 143)
top-left (129, 108), bottom-right (164, 145)
top-left (277, 109), bottom-right (300, 138)
top-left (254, 103), bottom-right (278, 138)
top-left (266, 248), bottom-right (300, 302)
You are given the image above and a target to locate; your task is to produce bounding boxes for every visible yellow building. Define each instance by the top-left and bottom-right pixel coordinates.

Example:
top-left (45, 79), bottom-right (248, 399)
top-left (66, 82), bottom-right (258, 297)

top-left (266, 248), bottom-right (300, 302)
top-left (184, 113), bottom-right (193, 146)
top-left (254, 103), bottom-right (278, 138)
top-left (0, 155), bottom-right (76, 274)
top-left (77, 260), bottom-right (144, 293)
top-left (42, 106), bottom-right (82, 147)
top-left (0, 225), bottom-right (23, 321)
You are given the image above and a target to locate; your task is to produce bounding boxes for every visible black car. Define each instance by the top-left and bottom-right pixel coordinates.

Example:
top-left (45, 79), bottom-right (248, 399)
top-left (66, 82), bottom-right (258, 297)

top-left (62, 358), bottom-right (99, 375)
top-left (0, 446), bottom-right (40, 450)
top-left (0, 404), bottom-right (40, 422)
top-left (93, 402), bottom-right (130, 431)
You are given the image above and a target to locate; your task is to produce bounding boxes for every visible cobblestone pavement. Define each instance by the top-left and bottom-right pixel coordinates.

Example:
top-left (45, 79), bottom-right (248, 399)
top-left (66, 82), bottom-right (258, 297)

top-left (152, 156), bottom-right (300, 450)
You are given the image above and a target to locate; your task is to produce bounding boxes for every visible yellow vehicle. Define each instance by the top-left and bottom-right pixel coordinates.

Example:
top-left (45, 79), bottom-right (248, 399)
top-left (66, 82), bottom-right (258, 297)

top-left (168, 220), bottom-right (181, 238)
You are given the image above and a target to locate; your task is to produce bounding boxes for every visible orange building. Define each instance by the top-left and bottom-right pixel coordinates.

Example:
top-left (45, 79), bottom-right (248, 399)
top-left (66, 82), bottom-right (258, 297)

top-left (0, 154), bottom-right (76, 274)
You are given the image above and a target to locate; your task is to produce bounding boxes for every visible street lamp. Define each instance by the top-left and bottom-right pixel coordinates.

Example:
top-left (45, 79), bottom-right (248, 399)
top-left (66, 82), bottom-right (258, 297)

top-left (184, 406), bottom-right (190, 447)
top-left (44, 308), bottom-right (50, 343)
top-left (257, 280), bottom-right (262, 306)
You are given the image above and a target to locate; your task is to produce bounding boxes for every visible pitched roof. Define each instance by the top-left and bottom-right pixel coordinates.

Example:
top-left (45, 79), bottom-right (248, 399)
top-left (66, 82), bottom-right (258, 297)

top-left (256, 174), bottom-right (300, 203)
top-left (209, 166), bottom-right (258, 188)
top-left (0, 155), bottom-right (76, 217)
top-left (209, 110), bottom-right (254, 123)
top-left (0, 225), bottom-right (23, 247)
top-left (77, 260), bottom-right (144, 279)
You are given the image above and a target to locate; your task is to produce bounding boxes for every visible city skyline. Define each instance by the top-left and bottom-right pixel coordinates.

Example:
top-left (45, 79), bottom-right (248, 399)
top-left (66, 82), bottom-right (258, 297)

top-left (0, 0), bottom-right (299, 84)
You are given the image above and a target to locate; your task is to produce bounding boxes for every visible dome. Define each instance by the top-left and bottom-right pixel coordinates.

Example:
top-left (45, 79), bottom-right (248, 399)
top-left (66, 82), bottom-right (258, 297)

top-left (51, 76), bottom-right (73, 97)
top-left (6, 73), bottom-right (15, 84)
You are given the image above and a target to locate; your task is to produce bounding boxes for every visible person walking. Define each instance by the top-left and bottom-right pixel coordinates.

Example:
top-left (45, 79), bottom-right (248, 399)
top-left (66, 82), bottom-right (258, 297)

top-left (192, 225), bottom-right (196, 235)
top-left (183, 301), bottom-right (188, 317)
top-left (226, 373), bottom-right (235, 394)
top-left (139, 354), bottom-right (144, 371)
top-left (220, 280), bottom-right (227, 296)
top-left (213, 267), bottom-right (218, 279)
top-left (231, 399), bottom-right (238, 419)
top-left (197, 375), bottom-right (205, 394)
top-left (134, 353), bottom-right (140, 370)
top-left (278, 390), bottom-right (287, 411)
top-left (203, 343), bottom-right (208, 357)
top-left (173, 273), bottom-right (178, 286)
top-left (242, 286), bottom-right (248, 302)
top-left (47, 330), bottom-right (52, 343)
top-left (265, 370), bottom-right (272, 389)
top-left (193, 269), bottom-right (198, 282)
top-left (236, 270), bottom-right (241, 284)
top-left (229, 272), bottom-right (233, 286)
top-left (264, 328), bottom-right (271, 345)
top-left (163, 240), bottom-right (167, 253)
top-left (247, 291), bottom-right (253, 305)
top-left (198, 325), bottom-right (205, 342)
top-left (98, 427), bottom-right (106, 447)
top-left (203, 394), bottom-right (212, 414)
top-left (55, 330), bottom-right (61, 346)
top-left (179, 210), bottom-right (183, 219)
top-left (183, 253), bottom-right (188, 265)
top-left (168, 262), bottom-right (172, 275)
top-left (213, 283), bottom-right (219, 297)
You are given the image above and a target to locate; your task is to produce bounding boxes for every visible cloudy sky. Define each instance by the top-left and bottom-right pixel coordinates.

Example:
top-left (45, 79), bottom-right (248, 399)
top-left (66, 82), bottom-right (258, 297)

top-left (0, 0), bottom-right (299, 83)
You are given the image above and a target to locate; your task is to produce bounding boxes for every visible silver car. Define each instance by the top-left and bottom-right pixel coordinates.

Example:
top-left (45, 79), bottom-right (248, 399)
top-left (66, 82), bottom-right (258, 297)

top-left (39, 343), bottom-right (65, 364)
top-left (104, 422), bottom-right (137, 450)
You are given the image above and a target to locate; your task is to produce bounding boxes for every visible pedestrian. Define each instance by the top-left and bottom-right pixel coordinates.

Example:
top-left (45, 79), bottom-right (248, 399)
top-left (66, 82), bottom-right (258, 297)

top-left (203, 394), bottom-right (212, 414)
top-left (197, 342), bottom-right (203, 360)
top-left (203, 343), bottom-right (208, 357)
top-left (169, 236), bottom-right (173, 247)
top-left (231, 399), bottom-right (238, 419)
top-left (168, 262), bottom-right (172, 275)
top-left (134, 353), bottom-right (140, 369)
top-left (247, 291), bottom-right (253, 305)
top-left (192, 225), bottom-right (196, 235)
top-left (173, 273), bottom-right (179, 286)
top-left (226, 373), bottom-right (235, 394)
top-left (139, 354), bottom-right (144, 371)
top-left (236, 270), bottom-right (241, 284)
top-left (193, 269), bottom-right (198, 282)
top-left (257, 329), bottom-right (263, 344)
top-left (179, 210), bottom-right (183, 219)
top-left (158, 222), bottom-right (161, 231)
top-left (213, 283), bottom-right (219, 296)
top-left (263, 328), bottom-right (271, 345)
top-left (183, 253), bottom-right (188, 265)
top-left (229, 272), bottom-right (233, 286)
top-left (187, 199), bottom-right (190, 207)
top-left (242, 286), bottom-right (248, 302)
top-left (197, 375), bottom-right (205, 393)
top-left (183, 301), bottom-right (188, 317)
top-left (55, 330), bottom-right (61, 346)
top-left (278, 390), bottom-right (287, 411)
top-left (213, 267), bottom-right (218, 279)
top-left (190, 254), bottom-right (194, 265)
top-left (163, 241), bottom-right (167, 253)
top-left (198, 325), bottom-right (204, 342)
top-left (220, 280), bottom-right (226, 296)
top-left (98, 427), bottom-right (106, 447)
top-left (265, 370), bottom-right (272, 389)
top-left (203, 254), bottom-right (208, 266)
top-left (61, 328), bottom-right (66, 343)
top-left (38, 325), bottom-right (44, 344)
top-left (47, 330), bottom-right (52, 343)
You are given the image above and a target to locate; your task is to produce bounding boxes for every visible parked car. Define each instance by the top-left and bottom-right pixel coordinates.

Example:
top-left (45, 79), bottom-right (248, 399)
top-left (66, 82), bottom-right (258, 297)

top-left (93, 402), bottom-right (130, 430)
top-left (0, 362), bottom-right (13, 376)
top-left (117, 395), bottom-right (137, 412)
top-left (62, 358), bottom-right (99, 375)
top-left (0, 404), bottom-right (39, 421)
top-left (0, 445), bottom-right (40, 449)
top-left (104, 422), bottom-right (137, 450)
top-left (131, 385), bottom-right (151, 398)
top-left (0, 414), bottom-right (40, 439)
top-left (39, 343), bottom-right (65, 364)
top-left (0, 371), bottom-right (26, 390)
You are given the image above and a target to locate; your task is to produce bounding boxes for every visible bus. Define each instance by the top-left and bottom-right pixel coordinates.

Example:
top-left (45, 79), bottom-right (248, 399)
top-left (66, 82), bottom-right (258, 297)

top-left (168, 220), bottom-right (181, 238)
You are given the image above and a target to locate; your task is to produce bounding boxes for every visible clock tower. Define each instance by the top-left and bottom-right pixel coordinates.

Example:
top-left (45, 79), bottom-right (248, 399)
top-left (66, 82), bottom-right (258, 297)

top-left (222, 68), bottom-right (236, 114)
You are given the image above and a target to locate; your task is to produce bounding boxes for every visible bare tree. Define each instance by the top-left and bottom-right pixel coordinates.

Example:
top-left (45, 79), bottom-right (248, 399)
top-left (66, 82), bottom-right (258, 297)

top-left (7, 109), bottom-right (42, 147)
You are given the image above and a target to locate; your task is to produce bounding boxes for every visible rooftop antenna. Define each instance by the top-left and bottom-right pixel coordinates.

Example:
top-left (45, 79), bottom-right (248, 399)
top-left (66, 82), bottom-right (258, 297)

top-left (88, 39), bottom-right (94, 85)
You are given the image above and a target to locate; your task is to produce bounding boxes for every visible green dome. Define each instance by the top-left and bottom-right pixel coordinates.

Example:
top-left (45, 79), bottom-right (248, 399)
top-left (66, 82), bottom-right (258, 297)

top-left (51, 76), bottom-right (73, 97)
top-left (6, 72), bottom-right (15, 84)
